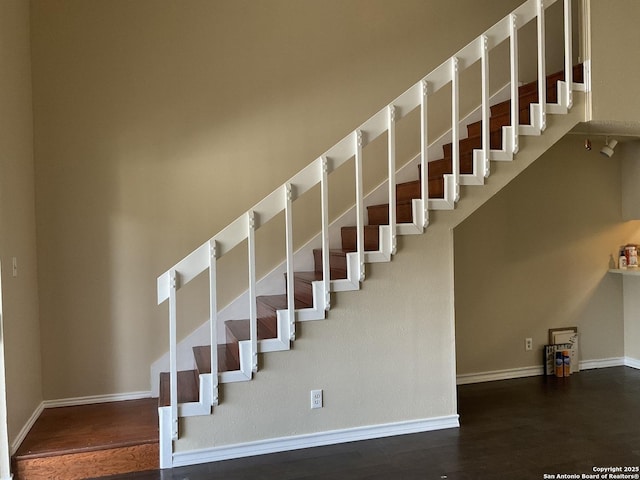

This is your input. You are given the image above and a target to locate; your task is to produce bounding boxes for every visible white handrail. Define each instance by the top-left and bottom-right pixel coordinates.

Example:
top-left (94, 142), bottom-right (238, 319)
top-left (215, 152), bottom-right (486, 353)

top-left (157, 0), bottom-right (570, 447)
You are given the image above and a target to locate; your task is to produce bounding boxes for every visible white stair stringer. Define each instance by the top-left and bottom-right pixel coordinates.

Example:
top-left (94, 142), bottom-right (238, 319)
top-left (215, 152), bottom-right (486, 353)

top-left (296, 280), bottom-right (327, 322)
top-left (396, 199), bottom-right (426, 236)
top-left (429, 174), bottom-right (456, 211)
top-left (331, 252), bottom-right (361, 292)
top-left (460, 150), bottom-right (486, 186)
top-left (179, 373), bottom-right (214, 417)
top-left (547, 80), bottom-right (570, 114)
top-left (220, 340), bottom-right (253, 384)
top-left (519, 103), bottom-right (543, 136)
top-left (258, 310), bottom-right (293, 353)
top-left (490, 125), bottom-right (515, 162)
top-left (364, 225), bottom-right (392, 264)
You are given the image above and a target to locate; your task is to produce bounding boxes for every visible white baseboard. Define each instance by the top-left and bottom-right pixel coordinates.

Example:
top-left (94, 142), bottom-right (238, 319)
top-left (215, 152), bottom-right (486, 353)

top-left (625, 357), bottom-right (640, 369)
top-left (456, 357), bottom-right (631, 385)
top-left (42, 390), bottom-right (152, 409)
top-left (456, 365), bottom-right (543, 385)
top-left (579, 357), bottom-right (625, 370)
top-left (10, 402), bottom-right (43, 456)
top-left (172, 415), bottom-right (460, 468)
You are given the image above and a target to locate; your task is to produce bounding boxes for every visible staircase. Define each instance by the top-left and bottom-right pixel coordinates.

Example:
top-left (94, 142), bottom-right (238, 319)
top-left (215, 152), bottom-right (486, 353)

top-left (156, 0), bottom-right (587, 469)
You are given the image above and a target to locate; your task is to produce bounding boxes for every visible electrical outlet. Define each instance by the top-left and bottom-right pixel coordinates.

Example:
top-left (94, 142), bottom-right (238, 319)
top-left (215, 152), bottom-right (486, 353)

top-left (310, 389), bottom-right (323, 409)
top-left (525, 338), bottom-right (533, 351)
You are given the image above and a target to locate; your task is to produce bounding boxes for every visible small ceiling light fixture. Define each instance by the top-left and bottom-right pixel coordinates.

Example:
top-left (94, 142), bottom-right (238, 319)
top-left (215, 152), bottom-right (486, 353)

top-left (584, 138), bottom-right (592, 150)
top-left (600, 137), bottom-right (618, 158)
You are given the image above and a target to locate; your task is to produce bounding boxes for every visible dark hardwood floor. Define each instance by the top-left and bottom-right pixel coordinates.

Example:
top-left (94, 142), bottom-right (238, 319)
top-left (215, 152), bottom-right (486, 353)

top-left (95, 366), bottom-right (640, 480)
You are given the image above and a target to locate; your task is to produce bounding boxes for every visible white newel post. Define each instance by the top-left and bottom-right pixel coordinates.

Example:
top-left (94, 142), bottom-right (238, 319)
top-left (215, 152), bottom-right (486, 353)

top-left (208, 240), bottom-right (219, 406)
top-left (481, 34), bottom-right (490, 177)
top-left (247, 211), bottom-right (258, 372)
top-left (284, 184), bottom-right (296, 340)
top-left (355, 130), bottom-right (365, 282)
top-left (387, 105), bottom-right (397, 255)
top-left (420, 80), bottom-right (429, 225)
top-left (510, 13), bottom-right (520, 154)
top-left (320, 157), bottom-right (331, 310)
top-left (563, 0), bottom-right (573, 108)
top-left (168, 269), bottom-right (178, 440)
top-left (451, 57), bottom-right (460, 203)
top-left (537, 0), bottom-right (547, 130)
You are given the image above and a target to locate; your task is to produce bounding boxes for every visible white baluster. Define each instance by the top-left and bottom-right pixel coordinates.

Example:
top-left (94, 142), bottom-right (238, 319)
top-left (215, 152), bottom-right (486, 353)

top-left (537, 0), bottom-right (547, 130)
top-left (510, 13), bottom-right (520, 154)
top-left (247, 211), bottom-right (258, 372)
top-left (388, 105), bottom-right (397, 254)
top-left (481, 35), bottom-right (490, 177)
top-left (421, 80), bottom-right (429, 226)
top-left (355, 130), bottom-right (365, 281)
top-left (451, 57), bottom-right (460, 203)
top-left (168, 269), bottom-right (178, 440)
top-left (208, 241), bottom-right (219, 405)
top-left (284, 184), bottom-right (295, 340)
top-left (320, 157), bottom-right (331, 310)
top-left (564, 0), bottom-right (573, 108)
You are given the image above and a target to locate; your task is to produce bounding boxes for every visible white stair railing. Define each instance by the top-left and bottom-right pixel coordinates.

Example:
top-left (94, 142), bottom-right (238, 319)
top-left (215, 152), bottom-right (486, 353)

top-left (157, 0), bottom-right (577, 467)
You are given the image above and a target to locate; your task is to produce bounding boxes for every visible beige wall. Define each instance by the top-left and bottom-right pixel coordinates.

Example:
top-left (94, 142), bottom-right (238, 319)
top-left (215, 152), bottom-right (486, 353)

top-left (589, 0), bottom-right (640, 123)
top-left (621, 142), bottom-right (640, 221)
top-left (178, 223), bottom-right (457, 452)
top-left (454, 135), bottom-right (640, 374)
top-left (623, 275), bottom-right (640, 362)
top-left (0, 0), bottom-right (43, 448)
top-left (30, 0), bottom-right (524, 400)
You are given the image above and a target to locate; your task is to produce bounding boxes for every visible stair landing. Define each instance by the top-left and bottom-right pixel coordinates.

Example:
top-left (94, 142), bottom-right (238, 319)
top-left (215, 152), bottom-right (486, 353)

top-left (11, 398), bottom-right (159, 480)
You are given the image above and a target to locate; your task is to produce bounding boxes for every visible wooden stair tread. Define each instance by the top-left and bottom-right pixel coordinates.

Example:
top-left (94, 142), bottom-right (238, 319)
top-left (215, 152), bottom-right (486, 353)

top-left (11, 399), bottom-right (160, 479)
top-left (193, 344), bottom-right (240, 374)
top-left (368, 199), bottom-right (413, 208)
top-left (257, 293), bottom-right (312, 310)
top-left (291, 271), bottom-right (324, 283)
top-left (159, 370), bottom-right (199, 407)
top-left (225, 317), bottom-right (278, 342)
top-left (12, 399), bottom-right (158, 460)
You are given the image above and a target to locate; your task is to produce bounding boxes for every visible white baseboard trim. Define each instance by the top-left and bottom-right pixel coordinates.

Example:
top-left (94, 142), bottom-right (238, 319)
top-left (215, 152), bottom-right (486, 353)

top-left (172, 415), bottom-right (460, 468)
top-left (456, 365), bottom-right (543, 385)
top-left (624, 357), bottom-right (640, 369)
top-left (10, 401), bottom-right (44, 456)
top-left (456, 357), bottom-right (633, 385)
top-left (579, 357), bottom-right (625, 370)
top-left (42, 390), bottom-right (152, 409)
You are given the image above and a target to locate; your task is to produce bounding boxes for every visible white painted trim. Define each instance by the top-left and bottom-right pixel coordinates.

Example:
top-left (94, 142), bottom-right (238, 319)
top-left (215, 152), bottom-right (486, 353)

top-left (457, 366), bottom-right (543, 385)
top-left (10, 401), bottom-right (43, 456)
top-left (625, 357), bottom-right (640, 369)
top-left (42, 390), bottom-right (152, 409)
top-left (579, 357), bottom-right (625, 370)
top-left (171, 415), bottom-right (459, 468)
top-left (457, 358), bottom-right (630, 385)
